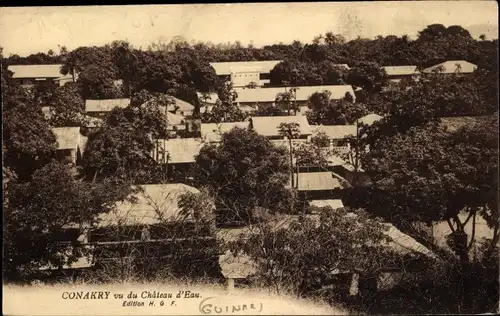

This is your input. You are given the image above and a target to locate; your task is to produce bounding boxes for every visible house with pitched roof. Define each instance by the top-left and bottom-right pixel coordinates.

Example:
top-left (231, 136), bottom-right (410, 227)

top-left (250, 115), bottom-right (311, 141)
top-left (234, 85), bottom-right (355, 112)
top-left (210, 60), bottom-right (283, 88)
top-left (7, 64), bottom-right (74, 89)
top-left (52, 127), bottom-right (87, 165)
top-left (200, 122), bottom-right (250, 143)
top-left (421, 60), bottom-right (478, 74)
top-left (85, 98), bottom-right (131, 118)
top-left (358, 113), bottom-right (384, 126)
top-left (150, 138), bottom-right (205, 182)
top-left (382, 65), bottom-right (419, 84)
top-left (91, 183), bottom-right (216, 242)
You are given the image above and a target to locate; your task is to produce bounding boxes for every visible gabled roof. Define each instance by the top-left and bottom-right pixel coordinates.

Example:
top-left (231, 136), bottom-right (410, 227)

top-left (197, 92), bottom-right (219, 105)
top-left (98, 184), bottom-right (202, 226)
top-left (151, 138), bottom-right (204, 164)
top-left (422, 60), bottom-right (478, 74)
top-left (251, 115), bottom-right (311, 137)
top-left (358, 113), bottom-right (384, 126)
top-left (439, 116), bottom-right (489, 132)
top-left (52, 127), bottom-right (82, 150)
top-left (200, 122), bottom-right (250, 143)
top-left (310, 199), bottom-right (344, 210)
top-left (7, 64), bottom-right (70, 79)
top-left (167, 96), bottom-right (195, 113)
top-left (233, 85), bottom-right (355, 103)
top-left (293, 172), bottom-right (348, 191)
top-left (311, 125), bottom-right (357, 140)
top-left (85, 98), bottom-right (130, 113)
top-left (166, 111), bottom-right (186, 126)
top-left (210, 60), bottom-right (283, 75)
top-left (382, 65), bottom-right (419, 76)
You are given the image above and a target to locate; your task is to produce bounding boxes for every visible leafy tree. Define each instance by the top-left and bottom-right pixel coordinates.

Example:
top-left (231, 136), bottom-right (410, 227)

top-left (228, 207), bottom-right (404, 296)
top-left (2, 71), bottom-right (57, 181)
top-left (82, 98), bottom-right (169, 182)
top-left (275, 86), bottom-right (299, 116)
top-left (48, 83), bottom-right (88, 127)
top-left (77, 64), bottom-right (123, 99)
top-left (3, 161), bottom-right (134, 280)
top-left (360, 117), bottom-right (498, 263)
top-left (346, 61), bottom-right (388, 95)
top-left (202, 83), bottom-right (248, 123)
top-left (109, 40), bottom-right (138, 97)
top-left (307, 92), bottom-right (369, 125)
top-left (193, 128), bottom-right (294, 223)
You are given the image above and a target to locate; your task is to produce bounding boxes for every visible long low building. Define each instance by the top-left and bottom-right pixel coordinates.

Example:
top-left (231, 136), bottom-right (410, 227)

top-left (210, 60), bottom-right (283, 87)
top-left (233, 85), bottom-right (355, 108)
top-left (7, 64), bottom-right (74, 88)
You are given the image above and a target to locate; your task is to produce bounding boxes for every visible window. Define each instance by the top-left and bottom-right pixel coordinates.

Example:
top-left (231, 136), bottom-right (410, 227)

top-left (259, 73), bottom-right (271, 80)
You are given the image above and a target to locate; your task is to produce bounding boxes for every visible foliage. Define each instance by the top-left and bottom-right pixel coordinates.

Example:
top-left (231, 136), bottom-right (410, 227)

top-left (3, 161), bottom-right (134, 280)
top-left (193, 127), bottom-right (294, 223)
top-left (201, 83), bottom-right (248, 123)
top-left (77, 64), bottom-right (123, 99)
top-left (345, 61), bottom-right (388, 94)
top-left (228, 207), bottom-right (402, 296)
top-left (82, 99), bottom-right (169, 181)
top-left (48, 83), bottom-right (88, 127)
top-left (359, 116), bottom-right (498, 262)
top-left (307, 91), bottom-right (369, 125)
top-left (2, 72), bottom-right (57, 181)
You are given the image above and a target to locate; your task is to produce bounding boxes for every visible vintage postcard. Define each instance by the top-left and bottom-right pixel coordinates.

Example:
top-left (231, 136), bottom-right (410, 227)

top-left (1, 2), bottom-right (499, 315)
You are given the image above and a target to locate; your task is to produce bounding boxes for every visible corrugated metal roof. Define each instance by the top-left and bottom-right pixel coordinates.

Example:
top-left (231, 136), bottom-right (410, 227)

top-left (310, 199), bottom-right (344, 210)
top-left (97, 184), bottom-right (201, 227)
top-left (52, 127), bottom-right (81, 150)
top-left (200, 122), bottom-right (250, 143)
top-left (311, 125), bottom-right (356, 140)
top-left (251, 115), bottom-right (311, 137)
top-left (422, 60), bottom-right (477, 74)
top-left (358, 113), bottom-right (384, 126)
top-left (151, 138), bottom-right (204, 164)
top-left (234, 85), bottom-right (355, 103)
top-left (439, 116), bottom-right (487, 132)
top-left (382, 65), bottom-right (419, 76)
top-left (210, 60), bottom-right (283, 75)
top-left (294, 172), bottom-right (347, 191)
top-left (7, 64), bottom-right (71, 79)
top-left (85, 98), bottom-right (130, 113)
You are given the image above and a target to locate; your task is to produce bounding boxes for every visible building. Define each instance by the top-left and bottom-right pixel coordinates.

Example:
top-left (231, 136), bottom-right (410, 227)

top-left (233, 85), bottom-right (356, 111)
top-left (382, 65), bottom-right (419, 84)
top-left (311, 124), bottom-right (357, 150)
top-left (250, 115), bottom-right (311, 141)
top-left (358, 113), bottom-right (384, 126)
top-left (210, 60), bottom-right (283, 88)
top-left (200, 122), bottom-right (250, 143)
top-left (292, 171), bottom-right (351, 201)
top-left (7, 64), bottom-right (74, 89)
top-left (150, 138), bottom-right (205, 181)
top-left (52, 127), bottom-right (87, 165)
top-left (85, 98), bottom-right (131, 118)
top-left (421, 60), bottom-right (478, 74)
top-left (166, 96), bottom-right (196, 117)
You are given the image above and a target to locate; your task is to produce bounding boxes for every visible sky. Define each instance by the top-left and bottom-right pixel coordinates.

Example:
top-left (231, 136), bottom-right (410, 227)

top-left (0, 1), bottom-right (498, 56)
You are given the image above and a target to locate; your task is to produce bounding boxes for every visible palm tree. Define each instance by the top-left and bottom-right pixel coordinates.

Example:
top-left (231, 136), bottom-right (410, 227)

top-left (111, 41), bottom-right (138, 97)
top-left (60, 52), bottom-right (80, 83)
top-left (278, 122), bottom-right (301, 188)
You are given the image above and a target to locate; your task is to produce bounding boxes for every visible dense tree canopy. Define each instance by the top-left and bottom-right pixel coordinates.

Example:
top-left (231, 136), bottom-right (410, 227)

top-left (193, 128), bottom-right (294, 223)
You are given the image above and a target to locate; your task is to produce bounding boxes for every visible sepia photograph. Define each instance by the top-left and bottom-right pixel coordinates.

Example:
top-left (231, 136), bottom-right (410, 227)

top-left (1, 1), bottom-right (499, 315)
